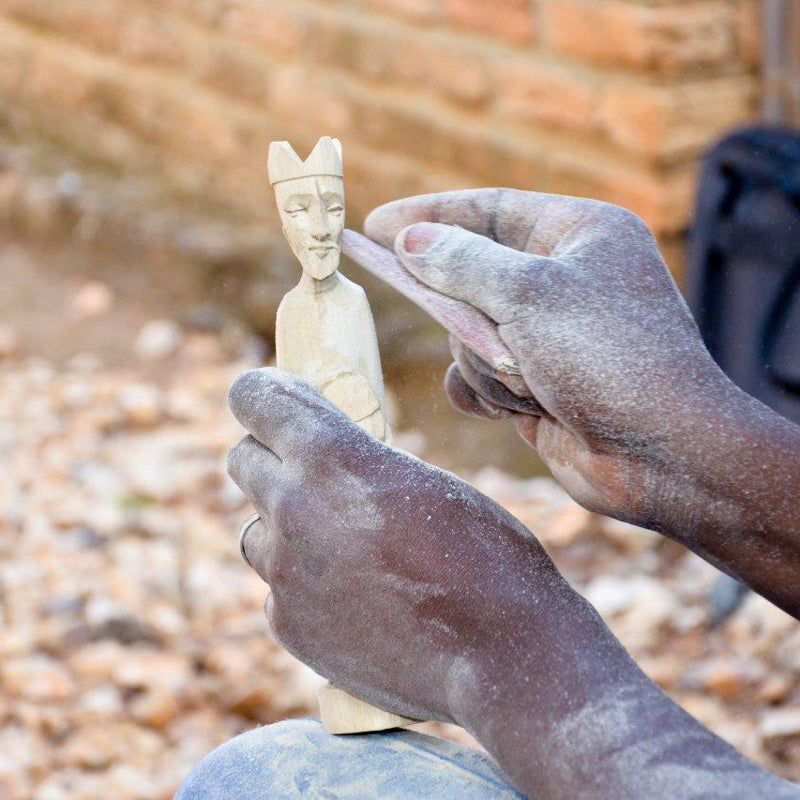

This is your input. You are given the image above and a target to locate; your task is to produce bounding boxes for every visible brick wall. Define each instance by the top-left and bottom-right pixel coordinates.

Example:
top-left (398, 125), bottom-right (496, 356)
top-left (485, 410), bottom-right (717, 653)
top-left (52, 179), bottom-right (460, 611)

top-left (0, 0), bottom-right (760, 345)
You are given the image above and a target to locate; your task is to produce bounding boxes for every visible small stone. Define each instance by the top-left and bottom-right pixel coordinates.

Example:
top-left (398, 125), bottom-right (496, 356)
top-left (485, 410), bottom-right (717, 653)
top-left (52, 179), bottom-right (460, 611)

top-left (760, 709), bottom-right (800, 741)
top-left (116, 383), bottom-right (165, 427)
top-left (56, 171), bottom-right (83, 198)
top-left (393, 429), bottom-right (427, 456)
top-left (637, 655), bottom-right (682, 690)
top-left (134, 319), bottom-right (184, 361)
top-left (115, 651), bottom-right (191, 694)
top-left (584, 576), bottom-right (638, 616)
top-left (600, 518), bottom-right (660, 552)
top-left (58, 721), bottom-right (163, 772)
top-left (58, 726), bottom-right (116, 770)
top-left (0, 323), bottom-right (19, 358)
top-left (0, 768), bottom-right (32, 800)
top-left (105, 764), bottom-right (161, 800)
top-left (1, 656), bottom-right (75, 701)
top-left (69, 281), bottom-right (114, 319)
top-left (757, 675), bottom-right (793, 704)
top-left (67, 352), bottom-right (103, 373)
top-left (182, 333), bottom-right (224, 363)
top-left (601, 576), bottom-right (679, 649)
top-left (679, 694), bottom-right (725, 729)
top-left (60, 381), bottom-right (93, 409)
top-left (69, 641), bottom-right (128, 683)
top-left (703, 662), bottom-right (748, 701)
top-left (728, 593), bottom-right (798, 654)
top-left (77, 684), bottom-right (124, 718)
top-left (130, 686), bottom-right (181, 728)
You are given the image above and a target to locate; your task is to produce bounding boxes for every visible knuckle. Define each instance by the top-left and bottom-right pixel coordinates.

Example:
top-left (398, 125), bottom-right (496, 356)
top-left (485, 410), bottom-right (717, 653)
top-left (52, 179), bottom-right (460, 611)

top-left (226, 438), bottom-right (250, 482)
top-left (448, 333), bottom-right (465, 361)
top-left (598, 203), bottom-right (652, 240)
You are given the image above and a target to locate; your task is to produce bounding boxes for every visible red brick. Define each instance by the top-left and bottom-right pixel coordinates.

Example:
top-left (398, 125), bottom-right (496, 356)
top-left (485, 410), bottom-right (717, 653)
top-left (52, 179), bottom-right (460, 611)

top-left (346, 89), bottom-right (545, 189)
top-left (444, 0), bottom-right (536, 45)
top-left (293, 12), bottom-right (490, 107)
top-left (132, 0), bottom-right (228, 28)
top-left (23, 42), bottom-right (96, 113)
top-left (394, 37), bottom-right (492, 107)
top-left (0, 21), bottom-right (29, 94)
top-left (496, 60), bottom-right (597, 133)
top-left (301, 13), bottom-right (395, 82)
top-left (359, 0), bottom-right (439, 24)
top-left (117, 11), bottom-right (189, 69)
top-left (545, 1), bottom-right (736, 72)
top-left (86, 74), bottom-right (161, 144)
top-left (735, 0), bottom-right (761, 68)
top-left (268, 67), bottom-right (354, 135)
top-left (222, 0), bottom-right (304, 57)
top-left (4, 0), bottom-right (122, 54)
top-left (599, 77), bottom-right (756, 161)
top-left (195, 41), bottom-right (272, 105)
top-left (155, 93), bottom-right (242, 164)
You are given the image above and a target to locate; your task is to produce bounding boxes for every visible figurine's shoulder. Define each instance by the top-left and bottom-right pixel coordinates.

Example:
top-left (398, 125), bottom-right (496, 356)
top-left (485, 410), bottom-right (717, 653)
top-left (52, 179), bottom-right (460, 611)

top-left (337, 273), bottom-right (366, 297)
top-left (277, 284), bottom-right (313, 320)
top-left (278, 283), bottom-right (305, 306)
top-left (336, 274), bottom-right (372, 313)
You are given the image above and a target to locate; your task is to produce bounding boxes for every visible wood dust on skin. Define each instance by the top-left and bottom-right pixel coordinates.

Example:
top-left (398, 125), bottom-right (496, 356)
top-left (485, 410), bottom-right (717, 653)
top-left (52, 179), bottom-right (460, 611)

top-left (4, 236), bottom-right (800, 792)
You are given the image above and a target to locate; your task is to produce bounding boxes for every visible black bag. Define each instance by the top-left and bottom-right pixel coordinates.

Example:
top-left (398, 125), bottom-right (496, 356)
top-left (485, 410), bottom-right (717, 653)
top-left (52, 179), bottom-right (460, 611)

top-left (688, 126), bottom-right (800, 425)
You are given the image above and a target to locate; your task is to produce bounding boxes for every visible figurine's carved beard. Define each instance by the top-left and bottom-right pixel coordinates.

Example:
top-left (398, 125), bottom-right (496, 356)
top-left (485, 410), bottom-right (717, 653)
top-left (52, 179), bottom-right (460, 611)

top-left (296, 243), bottom-right (340, 280)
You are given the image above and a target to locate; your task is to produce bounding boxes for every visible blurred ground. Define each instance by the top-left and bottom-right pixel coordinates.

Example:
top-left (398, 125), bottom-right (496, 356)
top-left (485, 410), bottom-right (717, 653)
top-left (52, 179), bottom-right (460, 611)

top-left (2, 237), bottom-right (800, 799)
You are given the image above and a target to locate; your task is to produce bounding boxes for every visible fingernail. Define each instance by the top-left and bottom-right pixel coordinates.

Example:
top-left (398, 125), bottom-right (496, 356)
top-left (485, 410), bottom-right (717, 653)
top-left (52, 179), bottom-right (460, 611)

top-left (398, 222), bottom-right (445, 255)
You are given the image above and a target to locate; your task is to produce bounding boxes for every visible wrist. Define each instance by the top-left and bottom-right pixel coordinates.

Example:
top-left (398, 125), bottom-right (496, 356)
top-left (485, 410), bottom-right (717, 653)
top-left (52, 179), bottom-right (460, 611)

top-left (449, 585), bottom-right (670, 796)
top-left (619, 369), bottom-right (747, 530)
top-left (447, 576), bottom-right (617, 738)
top-left (627, 374), bottom-right (800, 614)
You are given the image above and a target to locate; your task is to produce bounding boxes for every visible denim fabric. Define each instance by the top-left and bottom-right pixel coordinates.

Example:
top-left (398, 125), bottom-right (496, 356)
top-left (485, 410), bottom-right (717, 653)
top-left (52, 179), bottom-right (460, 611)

top-left (175, 718), bottom-right (526, 799)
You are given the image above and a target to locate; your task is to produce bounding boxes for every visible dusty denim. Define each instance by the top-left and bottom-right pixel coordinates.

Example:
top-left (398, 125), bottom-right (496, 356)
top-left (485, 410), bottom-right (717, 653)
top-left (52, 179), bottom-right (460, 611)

top-left (175, 718), bottom-right (525, 799)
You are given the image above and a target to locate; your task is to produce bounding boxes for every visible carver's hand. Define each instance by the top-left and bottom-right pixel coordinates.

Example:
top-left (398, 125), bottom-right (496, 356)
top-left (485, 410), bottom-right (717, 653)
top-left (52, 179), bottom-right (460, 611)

top-left (225, 370), bottom-right (799, 800)
top-left (344, 189), bottom-right (730, 525)
top-left (227, 368), bottom-right (576, 723)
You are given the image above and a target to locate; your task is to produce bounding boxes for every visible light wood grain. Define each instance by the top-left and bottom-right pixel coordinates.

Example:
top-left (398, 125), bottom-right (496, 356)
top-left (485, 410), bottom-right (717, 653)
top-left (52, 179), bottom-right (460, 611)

top-left (271, 137), bottom-right (414, 733)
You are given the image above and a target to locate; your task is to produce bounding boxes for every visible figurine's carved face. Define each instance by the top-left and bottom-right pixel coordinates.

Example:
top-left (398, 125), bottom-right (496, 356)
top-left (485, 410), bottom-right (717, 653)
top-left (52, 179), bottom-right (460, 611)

top-left (274, 175), bottom-right (345, 280)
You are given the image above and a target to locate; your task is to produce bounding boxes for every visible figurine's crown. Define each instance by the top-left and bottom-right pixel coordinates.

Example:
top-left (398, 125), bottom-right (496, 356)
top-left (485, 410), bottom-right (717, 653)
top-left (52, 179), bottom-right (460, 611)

top-left (268, 136), bottom-right (343, 185)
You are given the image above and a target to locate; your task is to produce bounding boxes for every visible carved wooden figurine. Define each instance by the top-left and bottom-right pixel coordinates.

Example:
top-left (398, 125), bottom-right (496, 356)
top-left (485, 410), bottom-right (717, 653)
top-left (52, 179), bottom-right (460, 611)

top-left (268, 136), bottom-right (414, 734)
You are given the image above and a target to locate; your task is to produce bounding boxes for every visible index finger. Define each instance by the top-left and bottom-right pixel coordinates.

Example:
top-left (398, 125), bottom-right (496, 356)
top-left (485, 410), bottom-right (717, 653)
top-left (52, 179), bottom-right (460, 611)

top-left (362, 188), bottom-right (645, 260)
top-left (364, 188), bottom-right (535, 252)
top-left (228, 368), bottom-right (353, 462)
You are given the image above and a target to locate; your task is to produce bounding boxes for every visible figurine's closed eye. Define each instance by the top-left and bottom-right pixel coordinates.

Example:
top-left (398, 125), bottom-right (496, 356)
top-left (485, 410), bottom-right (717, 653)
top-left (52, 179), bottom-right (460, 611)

top-left (285, 204), bottom-right (308, 216)
top-left (327, 203), bottom-right (344, 216)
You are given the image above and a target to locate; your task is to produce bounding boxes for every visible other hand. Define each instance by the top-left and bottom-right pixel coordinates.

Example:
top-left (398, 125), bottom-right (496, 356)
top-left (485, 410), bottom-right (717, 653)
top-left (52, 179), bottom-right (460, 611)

top-left (345, 189), bottom-right (731, 525)
top-left (227, 368), bottom-right (576, 723)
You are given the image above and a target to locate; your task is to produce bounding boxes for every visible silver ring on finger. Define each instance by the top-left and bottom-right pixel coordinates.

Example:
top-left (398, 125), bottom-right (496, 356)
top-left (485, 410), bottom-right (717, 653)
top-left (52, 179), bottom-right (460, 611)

top-left (239, 513), bottom-right (262, 568)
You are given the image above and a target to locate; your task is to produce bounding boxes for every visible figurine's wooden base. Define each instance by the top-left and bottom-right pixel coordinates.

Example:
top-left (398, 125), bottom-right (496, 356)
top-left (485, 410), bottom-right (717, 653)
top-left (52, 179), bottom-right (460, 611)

top-left (319, 683), bottom-right (416, 734)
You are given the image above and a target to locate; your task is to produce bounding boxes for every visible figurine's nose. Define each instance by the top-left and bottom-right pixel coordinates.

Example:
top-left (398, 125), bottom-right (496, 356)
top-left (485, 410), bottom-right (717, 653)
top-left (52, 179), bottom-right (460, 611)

top-left (309, 204), bottom-right (333, 241)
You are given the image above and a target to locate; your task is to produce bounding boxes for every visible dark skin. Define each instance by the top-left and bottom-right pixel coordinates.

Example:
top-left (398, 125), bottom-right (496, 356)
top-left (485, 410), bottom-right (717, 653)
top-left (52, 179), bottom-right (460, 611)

top-left (228, 190), bottom-right (800, 799)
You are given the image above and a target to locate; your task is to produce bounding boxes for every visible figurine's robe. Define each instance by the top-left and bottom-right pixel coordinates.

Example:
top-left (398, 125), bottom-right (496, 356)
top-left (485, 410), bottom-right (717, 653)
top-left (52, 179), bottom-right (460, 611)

top-left (275, 273), bottom-right (390, 444)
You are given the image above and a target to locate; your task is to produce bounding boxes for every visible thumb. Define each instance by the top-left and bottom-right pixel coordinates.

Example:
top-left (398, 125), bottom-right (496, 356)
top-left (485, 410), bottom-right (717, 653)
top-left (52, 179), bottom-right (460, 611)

top-left (396, 222), bottom-right (548, 323)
